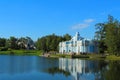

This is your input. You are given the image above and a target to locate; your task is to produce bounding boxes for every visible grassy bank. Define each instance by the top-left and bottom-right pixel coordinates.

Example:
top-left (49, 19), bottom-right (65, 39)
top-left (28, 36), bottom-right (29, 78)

top-left (0, 50), bottom-right (120, 60)
top-left (0, 50), bottom-right (41, 56)
top-left (49, 54), bottom-right (105, 60)
top-left (43, 53), bottom-right (120, 60)
top-left (48, 54), bottom-right (71, 58)
top-left (88, 54), bottom-right (120, 60)
top-left (106, 55), bottom-right (120, 60)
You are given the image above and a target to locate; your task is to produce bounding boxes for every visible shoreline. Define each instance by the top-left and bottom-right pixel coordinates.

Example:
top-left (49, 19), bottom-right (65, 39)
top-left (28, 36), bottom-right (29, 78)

top-left (0, 50), bottom-right (120, 60)
top-left (41, 53), bottom-right (120, 60)
top-left (0, 50), bottom-right (40, 56)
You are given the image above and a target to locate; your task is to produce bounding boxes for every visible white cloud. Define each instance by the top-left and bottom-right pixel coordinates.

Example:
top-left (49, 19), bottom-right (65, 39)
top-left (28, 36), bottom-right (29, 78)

top-left (71, 19), bottom-right (94, 30)
top-left (84, 19), bottom-right (94, 23)
top-left (72, 23), bottom-right (89, 30)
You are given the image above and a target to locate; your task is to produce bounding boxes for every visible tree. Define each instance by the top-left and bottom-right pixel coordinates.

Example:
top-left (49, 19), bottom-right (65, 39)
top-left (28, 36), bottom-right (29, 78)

top-left (36, 37), bottom-right (47, 52)
top-left (105, 16), bottom-right (120, 55)
top-left (36, 33), bottom-right (71, 52)
top-left (9, 36), bottom-right (18, 49)
top-left (95, 23), bottom-right (107, 54)
top-left (63, 33), bottom-right (71, 41)
top-left (95, 15), bottom-right (120, 55)
top-left (0, 38), bottom-right (6, 47)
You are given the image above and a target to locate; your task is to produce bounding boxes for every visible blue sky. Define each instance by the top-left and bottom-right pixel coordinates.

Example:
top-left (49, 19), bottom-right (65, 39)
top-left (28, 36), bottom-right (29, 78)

top-left (0, 0), bottom-right (120, 41)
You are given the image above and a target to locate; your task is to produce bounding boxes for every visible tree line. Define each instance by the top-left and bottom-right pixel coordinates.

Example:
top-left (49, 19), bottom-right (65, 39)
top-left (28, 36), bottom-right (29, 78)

top-left (95, 15), bottom-right (120, 56)
top-left (0, 36), bottom-right (35, 51)
top-left (0, 34), bottom-right (71, 52)
top-left (35, 33), bottom-right (71, 52)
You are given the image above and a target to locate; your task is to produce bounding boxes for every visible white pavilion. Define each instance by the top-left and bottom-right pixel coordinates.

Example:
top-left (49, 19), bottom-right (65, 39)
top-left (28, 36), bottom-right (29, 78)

top-left (59, 32), bottom-right (98, 54)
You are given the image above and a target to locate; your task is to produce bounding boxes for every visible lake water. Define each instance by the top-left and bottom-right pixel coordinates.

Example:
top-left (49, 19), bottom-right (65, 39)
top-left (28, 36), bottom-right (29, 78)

top-left (0, 55), bottom-right (119, 80)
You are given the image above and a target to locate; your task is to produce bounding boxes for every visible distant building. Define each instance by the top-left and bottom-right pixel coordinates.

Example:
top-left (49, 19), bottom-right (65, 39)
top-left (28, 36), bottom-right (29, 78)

top-left (59, 32), bottom-right (98, 54)
top-left (17, 37), bottom-right (36, 50)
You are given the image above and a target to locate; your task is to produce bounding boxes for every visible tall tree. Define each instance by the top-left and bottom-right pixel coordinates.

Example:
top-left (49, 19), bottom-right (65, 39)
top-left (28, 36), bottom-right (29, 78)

top-left (105, 16), bottom-right (120, 55)
top-left (36, 37), bottom-right (47, 52)
top-left (95, 15), bottom-right (120, 55)
top-left (9, 36), bottom-right (18, 49)
top-left (95, 23), bottom-right (107, 54)
top-left (0, 38), bottom-right (6, 47)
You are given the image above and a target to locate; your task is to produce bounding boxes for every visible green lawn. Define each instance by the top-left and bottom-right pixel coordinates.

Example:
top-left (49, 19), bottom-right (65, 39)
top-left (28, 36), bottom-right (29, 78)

top-left (106, 55), bottom-right (120, 60)
top-left (0, 50), bottom-right (42, 56)
top-left (47, 53), bottom-right (120, 60)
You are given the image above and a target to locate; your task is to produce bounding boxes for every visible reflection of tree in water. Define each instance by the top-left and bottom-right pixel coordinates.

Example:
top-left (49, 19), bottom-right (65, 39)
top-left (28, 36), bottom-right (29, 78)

top-left (47, 67), bottom-right (71, 77)
top-left (104, 61), bottom-right (120, 80)
top-left (92, 60), bottom-right (120, 80)
top-left (76, 60), bottom-right (108, 80)
top-left (38, 58), bottom-right (120, 80)
top-left (93, 60), bottom-right (108, 80)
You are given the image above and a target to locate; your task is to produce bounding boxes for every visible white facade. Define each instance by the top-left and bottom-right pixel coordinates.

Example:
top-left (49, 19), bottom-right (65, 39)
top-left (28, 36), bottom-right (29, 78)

top-left (59, 32), bottom-right (98, 54)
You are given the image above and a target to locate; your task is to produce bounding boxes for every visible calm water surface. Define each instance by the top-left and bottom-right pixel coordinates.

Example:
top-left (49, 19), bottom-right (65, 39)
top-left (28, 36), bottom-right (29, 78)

top-left (0, 55), bottom-right (119, 80)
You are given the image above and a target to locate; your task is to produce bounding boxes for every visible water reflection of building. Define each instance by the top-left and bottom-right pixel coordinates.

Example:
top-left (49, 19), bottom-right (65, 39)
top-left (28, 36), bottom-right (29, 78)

top-left (59, 58), bottom-right (96, 80)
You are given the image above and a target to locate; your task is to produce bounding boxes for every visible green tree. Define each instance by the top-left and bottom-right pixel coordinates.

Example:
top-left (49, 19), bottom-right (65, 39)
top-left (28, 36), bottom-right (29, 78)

top-left (105, 16), bottom-right (120, 55)
top-left (95, 23), bottom-right (107, 54)
top-left (0, 38), bottom-right (6, 47)
top-left (36, 33), bottom-right (71, 52)
top-left (9, 36), bottom-right (18, 49)
top-left (95, 15), bottom-right (120, 55)
top-left (36, 37), bottom-right (47, 52)
top-left (63, 33), bottom-right (71, 41)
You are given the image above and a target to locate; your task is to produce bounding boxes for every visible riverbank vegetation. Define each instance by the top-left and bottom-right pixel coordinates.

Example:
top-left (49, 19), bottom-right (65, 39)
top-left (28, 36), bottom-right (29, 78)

top-left (0, 50), bottom-right (41, 56)
top-left (43, 53), bottom-right (120, 60)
